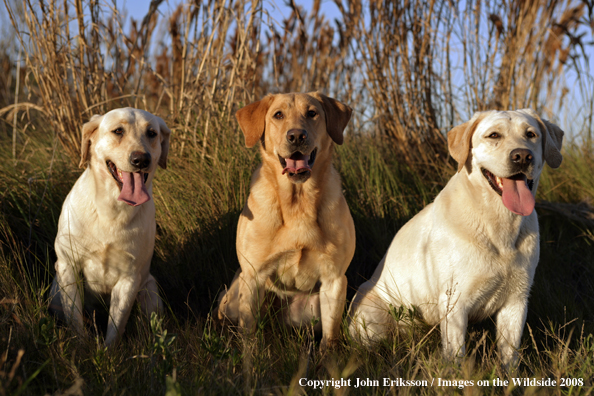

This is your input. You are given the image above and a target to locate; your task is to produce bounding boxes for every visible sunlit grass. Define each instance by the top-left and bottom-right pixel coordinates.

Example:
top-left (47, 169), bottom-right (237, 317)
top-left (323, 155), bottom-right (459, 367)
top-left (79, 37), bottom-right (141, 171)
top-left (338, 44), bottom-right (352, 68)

top-left (0, 127), bottom-right (593, 394)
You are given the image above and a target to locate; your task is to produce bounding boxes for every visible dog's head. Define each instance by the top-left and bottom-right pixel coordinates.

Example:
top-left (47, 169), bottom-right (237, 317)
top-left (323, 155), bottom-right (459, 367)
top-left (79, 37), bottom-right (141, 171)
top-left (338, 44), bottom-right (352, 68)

top-left (79, 108), bottom-right (171, 206)
top-left (448, 109), bottom-right (564, 216)
top-left (235, 92), bottom-right (352, 184)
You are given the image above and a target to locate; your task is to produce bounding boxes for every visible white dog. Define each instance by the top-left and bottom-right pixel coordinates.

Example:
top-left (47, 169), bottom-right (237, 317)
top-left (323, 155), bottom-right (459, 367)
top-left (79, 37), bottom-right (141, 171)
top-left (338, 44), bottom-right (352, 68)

top-left (50, 108), bottom-right (170, 346)
top-left (349, 109), bottom-right (563, 366)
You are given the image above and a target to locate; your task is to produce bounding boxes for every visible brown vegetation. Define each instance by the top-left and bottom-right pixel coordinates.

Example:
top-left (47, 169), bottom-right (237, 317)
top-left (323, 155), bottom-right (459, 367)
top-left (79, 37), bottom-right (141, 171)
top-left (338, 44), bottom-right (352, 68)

top-left (1, 0), bottom-right (590, 168)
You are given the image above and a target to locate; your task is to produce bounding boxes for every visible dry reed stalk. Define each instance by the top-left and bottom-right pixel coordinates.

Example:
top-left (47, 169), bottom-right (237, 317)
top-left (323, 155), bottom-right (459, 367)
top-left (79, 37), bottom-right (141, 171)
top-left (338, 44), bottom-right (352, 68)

top-left (264, 0), bottom-right (355, 99)
top-left (12, 44), bottom-right (21, 161)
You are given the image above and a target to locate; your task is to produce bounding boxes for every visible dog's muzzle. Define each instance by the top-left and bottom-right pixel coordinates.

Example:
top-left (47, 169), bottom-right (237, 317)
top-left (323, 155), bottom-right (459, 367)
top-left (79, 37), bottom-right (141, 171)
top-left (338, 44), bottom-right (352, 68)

top-left (279, 149), bottom-right (318, 184)
top-left (286, 129), bottom-right (308, 146)
top-left (130, 151), bottom-right (151, 170)
top-left (481, 148), bottom-right (537, 216)
top-left (106, 160), bottom-right (151, 207)
top-left (278, 129), bottom-right (317, 183)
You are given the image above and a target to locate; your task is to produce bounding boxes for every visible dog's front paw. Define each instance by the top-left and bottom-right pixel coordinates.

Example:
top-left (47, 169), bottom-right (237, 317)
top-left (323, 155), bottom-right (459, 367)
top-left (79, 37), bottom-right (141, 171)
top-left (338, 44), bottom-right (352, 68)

top-left (500, 349), bottom-right (520, 372)
top-left (320, 336), bottom-right (339, 352)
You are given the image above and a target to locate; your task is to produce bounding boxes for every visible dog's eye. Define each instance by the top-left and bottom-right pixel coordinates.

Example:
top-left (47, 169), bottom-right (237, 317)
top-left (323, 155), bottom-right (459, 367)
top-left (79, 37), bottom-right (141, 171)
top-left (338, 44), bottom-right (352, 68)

top-left (526, 131), bottom-right (536, 138)
top-left (112, 127), bottom-right (124, 135)
top-left (307, 110), bottom-right (317, 118)
top-left (488, 132), bottom-right (500, 139)
top-left (147, 128), bottom-right (157, 138)
top-left (273, 111), bottom-right (284, 120)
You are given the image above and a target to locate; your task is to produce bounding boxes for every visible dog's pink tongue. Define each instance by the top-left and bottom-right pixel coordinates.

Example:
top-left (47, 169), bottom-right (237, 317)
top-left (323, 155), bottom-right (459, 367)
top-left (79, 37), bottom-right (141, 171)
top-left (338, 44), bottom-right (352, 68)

top-left (282, 152), bottom-right (311, 175)
top-left (117, 171), bottom-right (151, 207)
top-left (501, 175), bottom-right (534, 216)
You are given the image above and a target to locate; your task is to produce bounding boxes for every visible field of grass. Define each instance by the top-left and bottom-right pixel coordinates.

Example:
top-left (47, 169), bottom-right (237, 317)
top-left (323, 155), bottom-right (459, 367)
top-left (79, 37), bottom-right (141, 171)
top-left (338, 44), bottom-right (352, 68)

top-left (1, 0), bottom-right (594, 394)
top-left (1, 124), bottom-right (593, 395)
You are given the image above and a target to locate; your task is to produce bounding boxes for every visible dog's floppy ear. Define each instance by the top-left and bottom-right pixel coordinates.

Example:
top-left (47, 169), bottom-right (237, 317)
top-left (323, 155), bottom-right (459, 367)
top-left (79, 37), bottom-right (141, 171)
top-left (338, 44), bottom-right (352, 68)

top-left (79, 114), bottom-right (103, 169)
top-left (517, 109), bottom-right (564, 169)
top-left (236, 95), bottom-right (275, 148)
top-left (447, 111), bottom-right (492, 172)
top-left (310, 91), bottom-right (352, 145)
top-left (156, 116), bottom-right (172, 169)
top-left (541, 119), bottom-right (564, 168)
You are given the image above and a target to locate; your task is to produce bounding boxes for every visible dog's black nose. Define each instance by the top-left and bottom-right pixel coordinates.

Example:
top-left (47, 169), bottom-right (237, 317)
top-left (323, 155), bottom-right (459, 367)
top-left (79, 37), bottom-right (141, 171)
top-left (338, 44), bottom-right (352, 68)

top-left (286, 129), bottom-right (308, 145)
top-left (510, 148), bottom-right (533, 165)
top-left (130, 151), bottom-right (151, 169)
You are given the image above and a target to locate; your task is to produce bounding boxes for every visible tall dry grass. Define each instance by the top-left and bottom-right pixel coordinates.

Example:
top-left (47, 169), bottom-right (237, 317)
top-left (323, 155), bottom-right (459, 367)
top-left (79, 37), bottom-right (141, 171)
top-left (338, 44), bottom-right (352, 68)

top-left (1, 0), bottom-right (591, 166)
top-left (1, 0), bottom-right (263, 162)
top-left (335, 0), bottom-right (591, 168)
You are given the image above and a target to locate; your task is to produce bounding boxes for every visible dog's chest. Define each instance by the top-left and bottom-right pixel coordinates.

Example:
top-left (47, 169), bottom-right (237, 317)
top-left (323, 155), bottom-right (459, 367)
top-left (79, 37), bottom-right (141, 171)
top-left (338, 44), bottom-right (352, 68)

top-left (81, 224), bottom-right (154, 294)
top-left (257, 217), bottom-right (330, 292)
top-left (448, 206), bottom-right (539, 320)
top-left (465, 249), bottom-right (534, 321)
top-left (270, 248), bottom-right (324, 293)
top-left (239, 178), bottom-right (353, 294)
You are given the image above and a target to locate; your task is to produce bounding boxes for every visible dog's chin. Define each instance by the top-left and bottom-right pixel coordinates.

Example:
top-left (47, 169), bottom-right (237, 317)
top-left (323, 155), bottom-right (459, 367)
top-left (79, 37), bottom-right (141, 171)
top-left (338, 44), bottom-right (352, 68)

top-left (286, 170), bottom-right (311, 184)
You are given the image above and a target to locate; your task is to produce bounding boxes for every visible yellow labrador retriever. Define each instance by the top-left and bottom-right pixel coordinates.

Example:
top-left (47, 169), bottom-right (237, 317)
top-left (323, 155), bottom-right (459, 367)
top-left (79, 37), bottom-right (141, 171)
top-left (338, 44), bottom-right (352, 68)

top-left (349, 109), bottom-right (563, 366)
top-left (217, 92), bottom-right (355, 349)
top-left (50, 108), bottom-right (170, 347)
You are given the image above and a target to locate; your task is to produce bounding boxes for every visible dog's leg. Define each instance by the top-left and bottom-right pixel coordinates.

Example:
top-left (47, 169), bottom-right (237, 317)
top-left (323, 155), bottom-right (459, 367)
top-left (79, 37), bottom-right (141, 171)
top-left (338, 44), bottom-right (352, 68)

top-left (319, 274), bottom-right (347, 350)
top-left (54, 260), bottom-right (85, 335)
top-left (348, 286), bottom-right (392, 344)
top-left (285, 293), bottom-right (321, 331)
top-left (440, 311), bottom-right (467, 361)
top-left (105, 276), bottom-right (141, 347)
top-left (49, 277), bottom-right (64, 320)
top-left (496, 297), bottom-right (528, 368)
top-left (439, 290), bottom-right (467, 361)
top-left (237, 270), bottom-right (266, 333)
top-left (216, 271), bottom-right (242, 324)
top-left (136, 274), bottom-right (163, 316)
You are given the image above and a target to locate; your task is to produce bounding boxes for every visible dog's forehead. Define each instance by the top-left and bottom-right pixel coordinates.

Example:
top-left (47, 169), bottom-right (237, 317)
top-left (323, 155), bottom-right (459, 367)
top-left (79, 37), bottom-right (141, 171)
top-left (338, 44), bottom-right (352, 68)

top-left (475, 111), bottom-right (538, 135)
top-left (295, 93), bottom-right (322, 108)
top-left (510, 111), bottom-right (541, 130)
top-left (100, 108), bottom-right (157, 130)
top-left (475, 112), bottom-right (511, 134)
top-left (268, 94), bottom-right (322, 114)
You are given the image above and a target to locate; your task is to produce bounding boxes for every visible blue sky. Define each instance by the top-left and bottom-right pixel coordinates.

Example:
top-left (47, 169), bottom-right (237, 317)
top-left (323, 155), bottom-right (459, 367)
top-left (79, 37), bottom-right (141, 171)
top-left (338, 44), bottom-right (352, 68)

top-left (122, 0), bottom-right (342, 28)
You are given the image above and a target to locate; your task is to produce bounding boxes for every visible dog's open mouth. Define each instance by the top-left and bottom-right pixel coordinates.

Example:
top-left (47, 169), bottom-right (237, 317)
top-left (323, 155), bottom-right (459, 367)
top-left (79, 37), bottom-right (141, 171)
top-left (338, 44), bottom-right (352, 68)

top-left (279, 148), bottom-right (317, 179)
top-left (108, 161), bottom-right (123, 188)
top-left (106, 160), bottom-right (151, 207)
top-left (481, 168), bottom-right (535, 216)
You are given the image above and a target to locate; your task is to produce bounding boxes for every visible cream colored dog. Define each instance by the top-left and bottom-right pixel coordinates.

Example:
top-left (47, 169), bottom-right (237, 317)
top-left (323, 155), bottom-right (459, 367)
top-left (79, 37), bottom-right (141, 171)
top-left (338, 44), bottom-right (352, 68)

top-left (50, 108), bottom-right (170, 347)
top-left (349, 109), bottom-right (564, 366)
top-left (217, 92), bottom-right (355, 349)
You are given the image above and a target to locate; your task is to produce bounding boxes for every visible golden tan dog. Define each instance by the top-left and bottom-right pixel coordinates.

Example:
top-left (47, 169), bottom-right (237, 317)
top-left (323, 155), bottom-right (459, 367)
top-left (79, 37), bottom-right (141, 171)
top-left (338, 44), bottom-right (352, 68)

top-left (50, 108), bottom-right (170, 347)
top-left (217, 92), bottom-right (355, 348)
